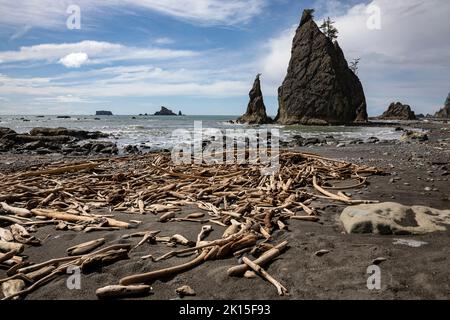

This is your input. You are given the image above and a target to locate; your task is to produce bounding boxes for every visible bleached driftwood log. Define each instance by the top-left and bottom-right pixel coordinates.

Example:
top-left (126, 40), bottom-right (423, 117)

top-left (66, 238), bottom-right (105, 256)
top-left (96, 285), bottom-right (151, 299)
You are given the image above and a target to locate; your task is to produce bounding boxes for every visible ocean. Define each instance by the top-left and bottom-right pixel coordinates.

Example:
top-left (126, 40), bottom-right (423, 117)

top-left (0, 115), bottom-right (405, 150)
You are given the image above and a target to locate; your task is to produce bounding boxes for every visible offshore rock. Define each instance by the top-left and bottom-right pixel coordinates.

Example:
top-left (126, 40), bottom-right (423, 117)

top-left (237, 74), bottom-right (272, 124)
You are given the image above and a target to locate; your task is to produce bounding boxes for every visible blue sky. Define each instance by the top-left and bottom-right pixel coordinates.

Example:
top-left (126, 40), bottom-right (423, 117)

top-left (0, 0), bottom-right (449, 116)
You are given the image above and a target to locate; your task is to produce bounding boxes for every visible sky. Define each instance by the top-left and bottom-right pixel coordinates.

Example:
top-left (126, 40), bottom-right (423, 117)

top-left (0, 0), bottom-right (449, 116)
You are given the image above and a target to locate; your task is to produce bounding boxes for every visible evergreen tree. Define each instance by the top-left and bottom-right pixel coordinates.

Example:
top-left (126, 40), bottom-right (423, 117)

top-left (349, 58), bottom-right (361, 75)
top-left (320, 17), bottom-right (339, 41)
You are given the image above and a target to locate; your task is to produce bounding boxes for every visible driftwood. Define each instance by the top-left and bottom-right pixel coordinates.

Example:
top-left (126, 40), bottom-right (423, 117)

top-left (133, 231), bottom-right (160, 250)
top-left (227, 241), bottom-right (288, 277)
top-left (0, 250), bottom-right (16, 264)
top-left (25, 265), bottom-right (56, 281)
top-left (96, 285), bottom-right (151, 299)
top-left (10, 224), bottom-right (40, 245)
top-left (1, 202), bottom-right (32, 218)
top-left (158, 211), bottom-right (176, 222)
top-left (0, 228), bottom-right (14, 242)
top-left (120, 250), bottom-right (208, 285)
top-left (0, 151), bottom-right (382, 298)
top-left (0, 241), bottom-right (24, 253)
top-left (20, 162), bottom-right (100, 177)
top-left (1, 279), bottom-right (25, 299)
top-left (0, 216), bottom-right (25, 225)
top-left (222, 220), bottom-right (240, 238)
top-left (3, 244), bottom-right (132, 300)
top-left (242, 257), bottom-right (288, 296)
top-left (67, 238), bottom-right (105, 256)
top-left (170, 234), bottom-right (193, 246)
top-left (31, 209), bottom-right (130, 229)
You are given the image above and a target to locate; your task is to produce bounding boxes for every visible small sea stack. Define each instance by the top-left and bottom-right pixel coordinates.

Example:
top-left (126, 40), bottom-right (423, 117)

top-left (379, 102), bottom-right (416, 120)
top-left (237, 74), bottom-right (272, 125)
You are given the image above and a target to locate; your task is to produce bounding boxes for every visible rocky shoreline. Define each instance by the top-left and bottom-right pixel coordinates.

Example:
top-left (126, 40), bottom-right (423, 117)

top-left (0, 127), bottom-right (119, 156)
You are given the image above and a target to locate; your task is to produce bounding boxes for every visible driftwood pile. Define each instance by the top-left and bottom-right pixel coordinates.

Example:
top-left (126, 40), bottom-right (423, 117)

top-left (0, 151), bottom-right (381, 299)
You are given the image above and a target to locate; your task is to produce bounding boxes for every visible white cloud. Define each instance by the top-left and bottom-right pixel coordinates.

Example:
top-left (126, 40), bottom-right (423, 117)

top-left (129, 0), bottom-right (265, 24)
top-left (0, 0), bottom-right (265, 29)
top-left (260, 25), bottom-right (296, 91)
top-left (32, 95), bottom-right (102, 104)
top-left (0, 40), bottom-right (198, 66)
top-left (0, 68), bottom-right (249, 99)
top-left (59, 52), bottom-right (89, 68)
top-left (260, 0), bottom-right (450, 115)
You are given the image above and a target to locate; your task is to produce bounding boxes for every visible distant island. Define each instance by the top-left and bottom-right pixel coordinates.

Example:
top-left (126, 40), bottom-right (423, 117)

top-left (154, 107), bottom-right (177, 116)
top-left (96, 111), bottom-right (113, 116)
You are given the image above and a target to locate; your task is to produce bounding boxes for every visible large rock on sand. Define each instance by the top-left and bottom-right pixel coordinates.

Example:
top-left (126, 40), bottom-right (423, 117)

top-left (434, 93), bottom-right (450, 118)
top-left (0, 127), bottom-right (16, 139)
top-left (276, 9), bottom-right (368, 125)
top-left (379, 102), bottom-right (417, 120)
top-left (237, 74), bottom-right (272, 124)
top-left (340, 202), bottom-right (450, 235)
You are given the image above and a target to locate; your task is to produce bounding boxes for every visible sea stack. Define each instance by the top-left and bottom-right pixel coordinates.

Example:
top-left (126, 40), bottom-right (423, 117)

top-left (276, 9), bottom-right (368, 125)
top-left (96, 111), bottom-right (113, 116)
top-left (237, 74), bottom-right (272, 124)
top-left (154, 107), bottom-right (177, 116)
top-left (380, 102), bottom-right (417, 120)
top-left (434, 93), bottom-right (450, 118)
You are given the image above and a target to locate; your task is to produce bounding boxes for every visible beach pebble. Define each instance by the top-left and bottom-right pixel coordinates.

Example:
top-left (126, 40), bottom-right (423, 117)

top-left (314, 249), bottom-right (330, 257)
top-left (336, 143), bottom-right (346, 148)
top-left (176, 285), bottom-right (196, 297)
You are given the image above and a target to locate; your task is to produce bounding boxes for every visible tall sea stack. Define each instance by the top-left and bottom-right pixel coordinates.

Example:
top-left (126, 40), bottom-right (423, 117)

top-left (276, 10), bottom-right (368, 125)
top-left (237, 74), bottom-right (272, 124)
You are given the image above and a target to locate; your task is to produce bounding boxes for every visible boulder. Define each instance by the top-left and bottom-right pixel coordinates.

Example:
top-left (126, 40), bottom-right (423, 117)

top-left (340, 202), bottom-right (450, 235)
top-left (154, 107), bottom-right (176, 116)
top-left (96, 110), bottom-right (113, 116)
top-left (90, 142), bottom-right (118, 154)
top-left (400, 130), bottom-right (428, 142)
top-left (276, 9), bottom-right (368, 125)
top-left (237, 74), bottom-right (272, 125)
top-left (379, 102), bottom-right (417, 120)
top-left (434, 93), bottom-right (450, 118)
top-left (0, 127), bottom-right (16, 139)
